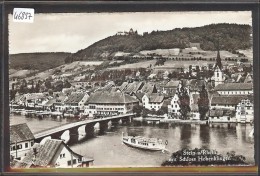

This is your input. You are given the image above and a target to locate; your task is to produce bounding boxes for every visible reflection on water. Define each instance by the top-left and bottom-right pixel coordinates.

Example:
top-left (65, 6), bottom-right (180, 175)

top-left (10, 115), bottom-right (255, 167)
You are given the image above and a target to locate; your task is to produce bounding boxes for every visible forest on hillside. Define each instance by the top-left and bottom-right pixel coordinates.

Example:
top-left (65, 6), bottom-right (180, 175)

top-left (10, 52), bottom-right (70, 71)
top-left (65, 23), bottom-right (252, 62)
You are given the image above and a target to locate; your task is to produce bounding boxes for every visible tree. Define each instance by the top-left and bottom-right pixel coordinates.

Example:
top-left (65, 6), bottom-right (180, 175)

top-left (10, 89), bottom-right (16, 101)
top-left (45, 80), bottom-right (52, 90)
top-left (176, 81), bottom-right (190, 120)
top-left (198, 84), bottom-right (209, 120)
top-left (132, 104), bottom-right (143, 117)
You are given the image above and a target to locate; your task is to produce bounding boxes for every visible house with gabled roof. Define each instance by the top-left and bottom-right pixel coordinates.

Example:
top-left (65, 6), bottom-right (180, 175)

top-left (211, 95), bottom-right (249, 110)
top-left (10, 123), bottom-right (35, 160)
top-left (16, 93), bottom-right (48, 109)
top-left (84, 91), bottom-right (139, 117)
top-left (168, 92), bottom-right (180, 116)
top-left (119, 81), bottom-right (144, 94)
top-left (11, 139), bottom-right (93, 168)
top-left (43, 93), bottom-right (68, 112)
top-left (139, 82), bottom-right (157, 94)
top-left (142, 93), bottom-right (165, 111)
top-left (64, 92), bottom-right (89, 111)
top-left (161, 80), bottom-right (180, 97)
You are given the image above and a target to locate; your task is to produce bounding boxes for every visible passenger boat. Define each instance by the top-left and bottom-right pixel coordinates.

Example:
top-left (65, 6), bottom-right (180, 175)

top-left (121, 132), bottom-right (167, 151)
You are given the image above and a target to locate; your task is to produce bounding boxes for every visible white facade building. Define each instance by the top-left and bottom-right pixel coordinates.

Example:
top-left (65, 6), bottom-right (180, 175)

top-left (168, 94), bottom-right (181, 115)
top-left (11, 139), bottom-right (93, 168)
top-left (142, 93), bottom-right (164, 111)
top-left (10, 123), bottom-right (35, 161)
top-left (64, 92), bottom-right (89, 111)
top-left (236, 99), bottom-right (254, 123)
top-left (85, 91), bottom-right (139, 117)
top-left (214, 83), bottom-right (253, 96)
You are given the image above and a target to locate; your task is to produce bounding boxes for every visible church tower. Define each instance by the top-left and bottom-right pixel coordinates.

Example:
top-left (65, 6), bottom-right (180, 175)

top-left (214, 49), bottom-right (223, 86)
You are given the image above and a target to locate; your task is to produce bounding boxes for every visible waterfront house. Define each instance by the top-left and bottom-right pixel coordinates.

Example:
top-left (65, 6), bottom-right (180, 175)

top-left (84, 91), bottom-right (139, 117)
top-left (214, 83), bottom-right (253, 96)
top-left (211, 95), bottom-right (249, 110)
top-left (142, 93), bottom-right (165, 111)
top-left (208, 109), bottom-right (236, 123)
top-left (20, 93), bottom-right (48, 109)
top-left (11, 139), bottom-right (93, 168)
top-left (10, 123), bottom-right (35, 160)
top-left (64, 92), bottom-right (89, 111)
top-left (43, 93), bottom-right (68, 112)
top-left (236, 99), bottom-right (253, 123)
top-left (167, 92), bottom-right (181, 116)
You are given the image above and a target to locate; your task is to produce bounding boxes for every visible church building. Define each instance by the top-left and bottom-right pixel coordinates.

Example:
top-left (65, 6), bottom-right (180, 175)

top-left (213, 49), bottom-right (224, 87)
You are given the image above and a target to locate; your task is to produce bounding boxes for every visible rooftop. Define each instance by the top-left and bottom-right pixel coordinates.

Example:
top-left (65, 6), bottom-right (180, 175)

top-left (10, 123), bottom-right (34, 144)
top-left (215, 83), bottom-right (253, 91)
top-left (86, 91), bottom-right (138, 104)
top-left (148, 93), bottom-right (164, 103)
top-left (64, 92), bottom-right (87, 104)
top-left (211, 95), bottom-right (249, 105)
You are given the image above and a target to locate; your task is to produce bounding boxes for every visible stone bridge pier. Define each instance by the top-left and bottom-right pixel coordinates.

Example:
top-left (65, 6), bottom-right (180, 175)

top-left (99, 120), bottom-right (109, 135)
top-left (111, 119), bottom-right (120, 127)
top-left (68, 127), bottom-right (79, 144)
top-left (121, 117), bottom-right (131, 125)
top-left (85, 124), bottom-right (95, 138)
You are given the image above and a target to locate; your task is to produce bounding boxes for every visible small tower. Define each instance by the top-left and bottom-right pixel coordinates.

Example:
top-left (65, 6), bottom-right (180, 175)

top-left (214, 49), bottom-right (223, 86)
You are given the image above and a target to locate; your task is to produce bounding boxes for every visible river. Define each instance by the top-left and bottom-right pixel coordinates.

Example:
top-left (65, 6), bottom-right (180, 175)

top-left (10, 115), bottom-right (255, 167)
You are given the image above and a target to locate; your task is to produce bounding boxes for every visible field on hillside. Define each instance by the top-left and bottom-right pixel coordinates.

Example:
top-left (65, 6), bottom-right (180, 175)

top-left (59, 61), bottom-right (103, 72)
top-left (9, 69), bottom-right (38, 79)
top-left (108, 60), bottom-right (156, 70)
top-left (237, 49), bottom-right (253, 59)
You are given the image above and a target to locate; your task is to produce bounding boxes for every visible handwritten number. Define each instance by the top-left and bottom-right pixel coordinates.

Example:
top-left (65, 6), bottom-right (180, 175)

top-left (14, 11), bottom-right (32, 20)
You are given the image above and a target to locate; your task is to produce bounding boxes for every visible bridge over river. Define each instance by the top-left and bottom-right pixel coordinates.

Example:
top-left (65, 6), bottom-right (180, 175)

top-left (34, 113), bottom-right (134, 143)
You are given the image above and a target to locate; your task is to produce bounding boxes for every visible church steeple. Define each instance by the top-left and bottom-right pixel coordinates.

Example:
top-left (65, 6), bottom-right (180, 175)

top-left (214, 41), bottom-right (222, 70)
top-left (215, 49), bottom-right (222, 70)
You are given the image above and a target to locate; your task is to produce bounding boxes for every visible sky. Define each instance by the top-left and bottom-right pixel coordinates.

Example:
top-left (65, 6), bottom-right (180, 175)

top-left (9, 11), bottom-right (252, 54)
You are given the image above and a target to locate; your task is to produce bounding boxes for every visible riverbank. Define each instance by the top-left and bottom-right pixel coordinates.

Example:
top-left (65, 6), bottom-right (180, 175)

top-left (134, 117), bottom-right (207, 124)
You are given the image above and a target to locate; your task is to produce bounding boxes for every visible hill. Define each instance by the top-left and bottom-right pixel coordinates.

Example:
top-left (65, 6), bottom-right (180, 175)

top-left (10, 52), bottom-right (71, 71)
top-left (65, 23), bottom-right (252, 62)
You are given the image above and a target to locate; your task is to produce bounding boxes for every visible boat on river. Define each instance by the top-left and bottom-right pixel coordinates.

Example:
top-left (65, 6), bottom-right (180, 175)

top-left (122, 132), bottom-right (167, 151)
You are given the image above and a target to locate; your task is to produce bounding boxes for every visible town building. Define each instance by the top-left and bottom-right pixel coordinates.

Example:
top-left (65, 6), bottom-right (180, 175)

top-left (213, 49), bottom-right (224, 87)
top-left (214, 83), bottom-right (253, 95)
top-left (161, 80), bottom-right (180, 97)
top-left (119, 81), bottom-right (144, 94)
top-left (15, 93), bottom-right (48, 109)
top-left (64, 92), bottom-right (89, 111)
top-left (236, 99), bottom-right (254, 123)
top-left (142, 93), bottom-right (165, 111)
top-left (210, 95), bottom-right (249, 110)
top-left (43, 93), bottom-right (67, 112)
top-left (84, 91), bottom-right (139, 117)
top-left (10, 123), bottom-right (35, 160)
top-left (167, 93), bottom-right (180, 116)
top-left (11, 139), bottom-right (93, 168)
